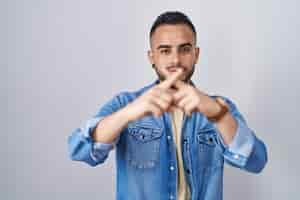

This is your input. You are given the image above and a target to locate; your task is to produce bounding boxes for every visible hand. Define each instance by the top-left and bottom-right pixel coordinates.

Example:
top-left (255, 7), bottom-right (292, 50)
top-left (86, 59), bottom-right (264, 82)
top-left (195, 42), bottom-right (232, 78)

top-left (126, 69), bottom-right (184, 121)
top-left (172, 80), bottom-right (221, 117)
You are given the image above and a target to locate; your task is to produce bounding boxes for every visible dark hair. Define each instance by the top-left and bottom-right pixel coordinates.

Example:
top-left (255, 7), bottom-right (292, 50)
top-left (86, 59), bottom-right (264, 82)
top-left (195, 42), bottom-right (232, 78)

top-left (150, 11), bottom-right (197, 41)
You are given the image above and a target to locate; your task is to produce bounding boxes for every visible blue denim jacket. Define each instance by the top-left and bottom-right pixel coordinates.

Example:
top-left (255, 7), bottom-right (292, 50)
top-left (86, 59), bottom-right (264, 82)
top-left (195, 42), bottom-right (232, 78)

top-left (68, 79), bottom-right (268, 200)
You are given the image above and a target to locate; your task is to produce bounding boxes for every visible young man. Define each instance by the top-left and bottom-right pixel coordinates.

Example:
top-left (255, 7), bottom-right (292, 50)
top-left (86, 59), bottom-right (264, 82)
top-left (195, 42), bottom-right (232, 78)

top-left (68, 11), bottom-right (268, 200)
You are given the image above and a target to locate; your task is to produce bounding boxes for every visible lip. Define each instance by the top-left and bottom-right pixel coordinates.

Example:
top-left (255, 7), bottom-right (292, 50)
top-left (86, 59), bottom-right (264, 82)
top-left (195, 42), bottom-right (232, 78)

top-left (167, 67), bottom-right (184, 72)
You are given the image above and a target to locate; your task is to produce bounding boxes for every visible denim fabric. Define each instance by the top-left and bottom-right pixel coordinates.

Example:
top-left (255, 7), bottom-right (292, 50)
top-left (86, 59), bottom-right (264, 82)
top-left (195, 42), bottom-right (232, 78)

top-left (68, 79), bottom-right (268, 200)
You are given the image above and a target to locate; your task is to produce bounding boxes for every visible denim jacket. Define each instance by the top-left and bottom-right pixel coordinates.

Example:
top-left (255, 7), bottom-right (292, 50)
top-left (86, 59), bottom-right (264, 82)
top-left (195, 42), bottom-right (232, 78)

top-left (68, 79), bottom-right (268, 200)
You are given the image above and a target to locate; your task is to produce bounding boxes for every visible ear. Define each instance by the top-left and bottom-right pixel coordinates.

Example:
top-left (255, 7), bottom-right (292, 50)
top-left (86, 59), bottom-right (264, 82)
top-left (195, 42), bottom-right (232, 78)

top-left (194, 47), bottom-right (200, 64)
top-left (147, 50), bottom-right (154, 66)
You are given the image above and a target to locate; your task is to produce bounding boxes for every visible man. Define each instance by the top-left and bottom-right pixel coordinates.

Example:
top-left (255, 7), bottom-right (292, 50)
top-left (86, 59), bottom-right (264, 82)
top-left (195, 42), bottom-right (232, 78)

top-left (68, 11), bottom-right (268, 200)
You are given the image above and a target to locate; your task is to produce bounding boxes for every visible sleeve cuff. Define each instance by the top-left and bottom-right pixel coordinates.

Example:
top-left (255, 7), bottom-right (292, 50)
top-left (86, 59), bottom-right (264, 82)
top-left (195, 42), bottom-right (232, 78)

top-left (80, 116), bottom-right (119, 162)
top-left (228, 117), bottom-right (255, 158)
top-left (215, 117), bottom-right (255, 167)
top-left (81, 116), bottom-right (103, 138)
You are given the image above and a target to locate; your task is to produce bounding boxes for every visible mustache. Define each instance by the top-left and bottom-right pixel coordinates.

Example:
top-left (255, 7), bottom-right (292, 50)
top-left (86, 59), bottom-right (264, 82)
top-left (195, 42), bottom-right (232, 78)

top-left (166, 65), bottom-right (186, 70)
top-left (152, 64), bottom-right (186, 70)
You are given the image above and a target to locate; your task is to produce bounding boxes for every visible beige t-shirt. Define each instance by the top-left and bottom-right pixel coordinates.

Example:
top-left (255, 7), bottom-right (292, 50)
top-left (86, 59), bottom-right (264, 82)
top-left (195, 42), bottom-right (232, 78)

top-left (170, 106), bottom-right (190, 200)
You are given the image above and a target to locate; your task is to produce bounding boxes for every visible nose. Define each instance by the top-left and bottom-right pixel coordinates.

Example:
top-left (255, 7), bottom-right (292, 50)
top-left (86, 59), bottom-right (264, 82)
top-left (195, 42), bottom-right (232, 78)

top-left (170, 51), bottom-right (180, 66)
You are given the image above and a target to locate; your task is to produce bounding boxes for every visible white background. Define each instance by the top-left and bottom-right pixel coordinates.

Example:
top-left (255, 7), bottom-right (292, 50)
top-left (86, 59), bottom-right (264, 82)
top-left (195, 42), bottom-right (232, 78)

top-left (2, 0), bottom-right (299, 199)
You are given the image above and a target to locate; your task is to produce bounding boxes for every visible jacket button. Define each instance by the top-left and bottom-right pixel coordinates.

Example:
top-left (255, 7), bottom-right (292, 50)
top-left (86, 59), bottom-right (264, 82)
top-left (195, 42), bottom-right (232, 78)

top-left (186, 169), bottom-right (190, 174)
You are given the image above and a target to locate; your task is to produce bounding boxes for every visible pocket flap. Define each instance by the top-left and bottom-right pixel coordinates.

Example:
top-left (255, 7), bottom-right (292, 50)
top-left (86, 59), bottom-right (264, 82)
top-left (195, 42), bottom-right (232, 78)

top-left (128, 123), bottom-right (163, 143)
top-left (197, 128), bottom-right (217, 146)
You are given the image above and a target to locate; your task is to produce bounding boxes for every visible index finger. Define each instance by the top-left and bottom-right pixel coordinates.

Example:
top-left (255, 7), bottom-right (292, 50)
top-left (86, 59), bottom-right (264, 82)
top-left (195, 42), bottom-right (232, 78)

top-left (158, 68), bottom-right (184, 89)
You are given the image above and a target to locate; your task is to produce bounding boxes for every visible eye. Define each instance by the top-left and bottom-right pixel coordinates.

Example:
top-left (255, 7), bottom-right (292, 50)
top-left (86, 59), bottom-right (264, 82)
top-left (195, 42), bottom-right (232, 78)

top-left (160, 49), bottom-right (171, 55)
top-left (181, 46), bottom-right (192, 53)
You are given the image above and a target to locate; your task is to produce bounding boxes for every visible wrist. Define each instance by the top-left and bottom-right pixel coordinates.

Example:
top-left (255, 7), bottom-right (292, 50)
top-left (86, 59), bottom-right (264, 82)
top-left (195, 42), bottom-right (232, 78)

top-left (122, 103), bottom-right (137, 123)
top-left (207, 97), bottom-right (230, 122)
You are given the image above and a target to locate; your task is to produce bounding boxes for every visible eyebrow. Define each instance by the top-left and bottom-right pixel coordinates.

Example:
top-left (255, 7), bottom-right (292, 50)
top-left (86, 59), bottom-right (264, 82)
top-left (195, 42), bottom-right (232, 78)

top-left (178, 43), bottom-right (193, 48)
top-left (156, 42), bottom-right (193, 50)
top-left (157, 45), bottom-right (172, 50)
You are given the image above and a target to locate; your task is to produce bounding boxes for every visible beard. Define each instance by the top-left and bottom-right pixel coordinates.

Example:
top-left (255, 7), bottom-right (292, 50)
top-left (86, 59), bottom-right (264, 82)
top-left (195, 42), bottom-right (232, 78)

top-left (152, 64), bottom-right (195, 83)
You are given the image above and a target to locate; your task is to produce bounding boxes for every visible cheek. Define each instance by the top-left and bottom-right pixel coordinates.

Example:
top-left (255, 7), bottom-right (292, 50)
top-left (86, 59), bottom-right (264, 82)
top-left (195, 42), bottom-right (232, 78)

top-left (154, 65), bottom-right (169, 77)
top-left (154, 59), bottom-right (168, 70)
top-left (156, 56), bottom-right (169, 65)
top-left (183, 54), bottom-right (196, 64)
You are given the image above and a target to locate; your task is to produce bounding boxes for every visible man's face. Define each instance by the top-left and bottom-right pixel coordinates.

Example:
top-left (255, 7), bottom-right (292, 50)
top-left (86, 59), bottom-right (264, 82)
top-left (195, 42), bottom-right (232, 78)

top-left (148, 24), bottom-right (200, 83)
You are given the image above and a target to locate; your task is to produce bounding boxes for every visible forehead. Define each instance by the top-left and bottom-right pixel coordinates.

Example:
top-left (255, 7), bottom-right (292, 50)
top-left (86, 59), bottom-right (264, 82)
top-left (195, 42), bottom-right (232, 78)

top-left (150, 24), bottom-right (196, 48)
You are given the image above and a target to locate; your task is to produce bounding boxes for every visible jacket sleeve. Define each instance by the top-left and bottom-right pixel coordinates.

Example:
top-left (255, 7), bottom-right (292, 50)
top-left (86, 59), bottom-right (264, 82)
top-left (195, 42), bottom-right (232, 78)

top-left (214, 96), bottom-right (268, 173)
top-left (68, 93), bottom-right (125, 167)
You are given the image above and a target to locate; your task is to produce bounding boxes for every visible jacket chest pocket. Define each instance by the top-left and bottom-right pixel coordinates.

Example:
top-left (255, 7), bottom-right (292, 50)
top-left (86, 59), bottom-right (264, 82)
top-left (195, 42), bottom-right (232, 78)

top-left (125, 123), bottom-right (163, 169)
top-left (196, 128), bottom-right (223, 168)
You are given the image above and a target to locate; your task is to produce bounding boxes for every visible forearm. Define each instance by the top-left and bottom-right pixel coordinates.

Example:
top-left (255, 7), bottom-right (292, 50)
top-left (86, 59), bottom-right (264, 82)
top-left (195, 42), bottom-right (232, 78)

top-left (202, 95), bottom-right (267, 173)
top-left (215, 115), bottom-right (267, 173)
top-left (92, 105), bottom-right (132, 143)
top-left (215, 112), bottom-right (238, 145)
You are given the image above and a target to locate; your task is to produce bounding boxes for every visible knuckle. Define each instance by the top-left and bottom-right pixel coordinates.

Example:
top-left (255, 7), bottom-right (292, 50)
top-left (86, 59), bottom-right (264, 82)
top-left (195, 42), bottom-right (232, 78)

top-left (149, 88), bottom-right (157, 95)
top-left (164, 93), bottom-right (173, 101)
top-left (161, 104), bottom-right (168, 111)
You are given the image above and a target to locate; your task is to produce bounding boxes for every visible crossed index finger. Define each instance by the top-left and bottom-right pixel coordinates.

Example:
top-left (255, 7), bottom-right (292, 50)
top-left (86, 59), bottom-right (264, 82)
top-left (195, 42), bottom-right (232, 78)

top-left (158, 68), bottom-right (184, 90)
